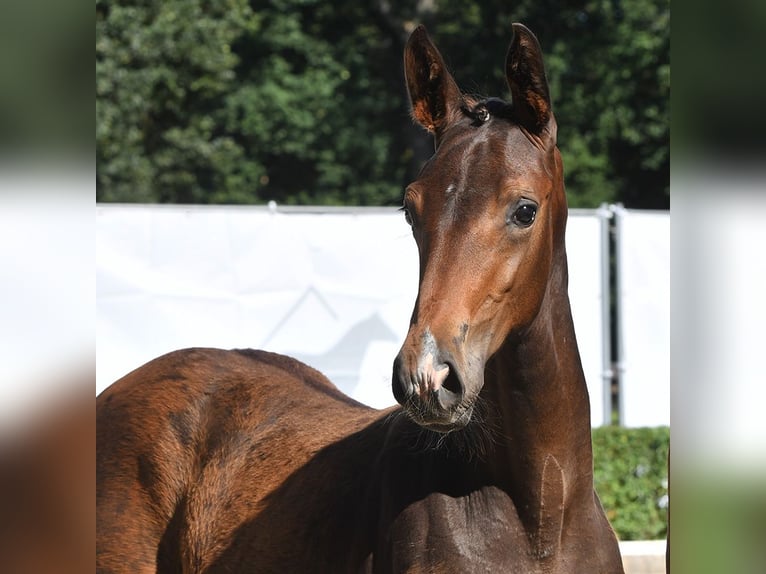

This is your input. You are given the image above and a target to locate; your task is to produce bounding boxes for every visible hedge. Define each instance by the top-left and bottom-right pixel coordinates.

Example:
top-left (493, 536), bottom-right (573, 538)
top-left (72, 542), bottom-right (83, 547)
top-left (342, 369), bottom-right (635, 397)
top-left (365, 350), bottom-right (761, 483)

top-left (592, 425), bottom-right (670, 540)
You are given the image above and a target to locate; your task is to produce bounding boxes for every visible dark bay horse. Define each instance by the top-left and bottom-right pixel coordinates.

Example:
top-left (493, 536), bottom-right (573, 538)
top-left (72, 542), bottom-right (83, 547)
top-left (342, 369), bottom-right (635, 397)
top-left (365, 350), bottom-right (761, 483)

top-left (97, 24), bottom-right (624, 573)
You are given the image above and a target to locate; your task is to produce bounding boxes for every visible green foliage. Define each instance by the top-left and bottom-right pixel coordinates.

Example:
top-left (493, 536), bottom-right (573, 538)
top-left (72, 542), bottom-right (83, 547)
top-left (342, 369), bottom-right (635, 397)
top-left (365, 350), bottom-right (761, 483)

top-left (592, 425), bottom-right (669, 540)
top-left (551, 0), bottom-right (670, 208)
top-left (97, 0), bottom-right (259, 202)
top-left (97, 0), bottom-right (669, 208)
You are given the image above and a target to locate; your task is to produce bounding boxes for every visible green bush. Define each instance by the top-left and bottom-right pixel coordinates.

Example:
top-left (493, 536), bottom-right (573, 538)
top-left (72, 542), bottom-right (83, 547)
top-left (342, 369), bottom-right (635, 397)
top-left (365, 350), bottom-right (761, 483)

top-left (592, 425), bottom-right (669, 541)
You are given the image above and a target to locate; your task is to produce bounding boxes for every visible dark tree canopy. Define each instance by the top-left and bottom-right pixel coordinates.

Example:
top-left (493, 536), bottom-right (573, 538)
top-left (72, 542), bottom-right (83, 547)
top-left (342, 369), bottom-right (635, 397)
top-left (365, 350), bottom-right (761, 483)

top-left (96, 0), bottom-right (669, 209)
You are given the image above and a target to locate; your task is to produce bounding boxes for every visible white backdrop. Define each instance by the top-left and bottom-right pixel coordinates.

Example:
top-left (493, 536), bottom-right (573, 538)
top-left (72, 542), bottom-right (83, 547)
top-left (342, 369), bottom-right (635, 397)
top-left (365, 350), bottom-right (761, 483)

top-left (97, 204), bottom-right (615, 425)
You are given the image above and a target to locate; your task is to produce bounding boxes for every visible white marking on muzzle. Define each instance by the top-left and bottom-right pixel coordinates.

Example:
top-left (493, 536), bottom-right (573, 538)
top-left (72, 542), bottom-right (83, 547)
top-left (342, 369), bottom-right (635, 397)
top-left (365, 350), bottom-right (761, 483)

top-left (417, 352), bottom-right (450, 396)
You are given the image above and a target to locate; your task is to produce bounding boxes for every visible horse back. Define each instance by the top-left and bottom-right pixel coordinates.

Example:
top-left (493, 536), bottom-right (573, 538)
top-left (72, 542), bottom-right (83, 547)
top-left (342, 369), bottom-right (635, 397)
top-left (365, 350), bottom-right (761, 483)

top-left (97, 347), bottom-right (380, 573)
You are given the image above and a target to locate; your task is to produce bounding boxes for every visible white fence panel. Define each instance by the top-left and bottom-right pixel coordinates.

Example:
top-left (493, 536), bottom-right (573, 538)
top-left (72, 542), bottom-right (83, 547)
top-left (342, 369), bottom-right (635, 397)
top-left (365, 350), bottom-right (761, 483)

top-left (97, 205), bottom-right (418, 408)
top-left (566, 211), bottom-right (610, 426)
top-left (97, 204), bottom-right (610, 424)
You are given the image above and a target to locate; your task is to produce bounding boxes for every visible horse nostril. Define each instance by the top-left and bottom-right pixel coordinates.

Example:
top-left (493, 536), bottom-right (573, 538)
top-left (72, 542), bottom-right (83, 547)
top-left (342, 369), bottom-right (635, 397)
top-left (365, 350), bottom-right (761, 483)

top-left (434, 364), bottom-right (463, 411)
top-left (441, 363), bottom-right (463, 396)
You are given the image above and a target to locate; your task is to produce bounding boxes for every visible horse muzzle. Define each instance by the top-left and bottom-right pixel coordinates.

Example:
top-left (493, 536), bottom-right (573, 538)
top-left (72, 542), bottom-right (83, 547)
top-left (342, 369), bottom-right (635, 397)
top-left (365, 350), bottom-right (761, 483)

top-left (392, 337), bottom-right (476, 432)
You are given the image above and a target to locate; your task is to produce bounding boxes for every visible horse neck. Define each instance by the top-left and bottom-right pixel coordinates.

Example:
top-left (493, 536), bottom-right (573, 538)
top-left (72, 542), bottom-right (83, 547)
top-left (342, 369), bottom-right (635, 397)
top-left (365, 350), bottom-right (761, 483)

top-left (481, 251), bottom-right (594, 508)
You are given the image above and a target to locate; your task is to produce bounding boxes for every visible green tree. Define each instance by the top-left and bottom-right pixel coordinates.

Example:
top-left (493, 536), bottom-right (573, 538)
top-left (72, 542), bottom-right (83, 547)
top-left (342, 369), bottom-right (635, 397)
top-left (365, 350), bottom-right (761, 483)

top-left (541, 0), bottom-right (670, 208)
top-left (221, 0), bottom-right (409, 205)
top-left (97, 0), bottom-right (669, 208)
top-left (97, 0), bottom-right (260, 202)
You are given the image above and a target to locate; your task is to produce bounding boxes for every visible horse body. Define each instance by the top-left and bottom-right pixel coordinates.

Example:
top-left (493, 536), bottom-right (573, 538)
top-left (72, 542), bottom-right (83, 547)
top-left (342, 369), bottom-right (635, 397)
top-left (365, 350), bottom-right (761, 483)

top-left (97, 349), bottom-right (619, 574)
top-left (97, 23), bottom-right (624, 574)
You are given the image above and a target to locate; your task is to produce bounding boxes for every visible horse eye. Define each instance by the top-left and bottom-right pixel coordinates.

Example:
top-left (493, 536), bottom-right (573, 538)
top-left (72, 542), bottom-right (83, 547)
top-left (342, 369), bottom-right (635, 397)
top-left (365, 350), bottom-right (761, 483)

top-left (401, 206), bottom-right (413, 226)
top-left (511, 203), bottom-right (537, 227)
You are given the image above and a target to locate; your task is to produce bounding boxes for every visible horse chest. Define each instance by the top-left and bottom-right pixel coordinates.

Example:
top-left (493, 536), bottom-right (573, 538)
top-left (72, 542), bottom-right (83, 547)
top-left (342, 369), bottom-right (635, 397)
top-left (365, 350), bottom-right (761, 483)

top-left (375, 488), bottom-right (540, 573)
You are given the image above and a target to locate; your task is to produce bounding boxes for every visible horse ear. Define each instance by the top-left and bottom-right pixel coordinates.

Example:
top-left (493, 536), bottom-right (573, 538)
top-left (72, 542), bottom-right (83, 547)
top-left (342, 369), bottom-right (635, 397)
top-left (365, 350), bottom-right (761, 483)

top-left (505, 23), bottom-right (555, 139)
top-left (404, 26), bottom-right (462, 138)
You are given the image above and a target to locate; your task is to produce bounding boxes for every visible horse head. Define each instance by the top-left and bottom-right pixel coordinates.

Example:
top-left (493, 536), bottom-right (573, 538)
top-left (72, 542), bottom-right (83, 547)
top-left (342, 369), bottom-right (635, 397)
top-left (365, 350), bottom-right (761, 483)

top-left (393, 24), bottom-right (568, 433)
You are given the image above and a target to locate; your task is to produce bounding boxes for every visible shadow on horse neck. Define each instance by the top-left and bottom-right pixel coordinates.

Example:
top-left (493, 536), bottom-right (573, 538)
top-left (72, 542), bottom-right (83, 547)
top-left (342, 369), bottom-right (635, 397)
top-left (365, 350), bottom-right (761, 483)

top-left (97, 23), bottom-right (624, 574)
